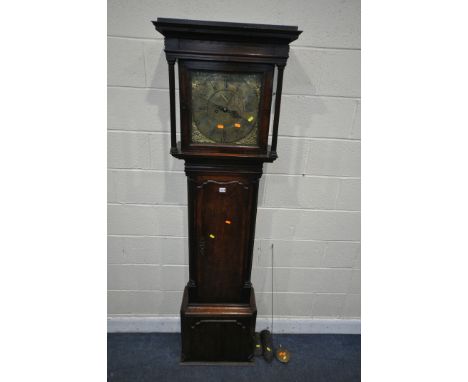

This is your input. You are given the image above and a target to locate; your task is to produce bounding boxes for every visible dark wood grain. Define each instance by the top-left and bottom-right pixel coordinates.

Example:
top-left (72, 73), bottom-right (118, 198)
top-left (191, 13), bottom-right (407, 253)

top-left (180, 286), bottom-right (257, 363)
top-left (153, 18), bottom-right (300, 363)
top-left (167, 59), bottom-right (177, 153)
top-left (271, 65), bottom-right (285, 154)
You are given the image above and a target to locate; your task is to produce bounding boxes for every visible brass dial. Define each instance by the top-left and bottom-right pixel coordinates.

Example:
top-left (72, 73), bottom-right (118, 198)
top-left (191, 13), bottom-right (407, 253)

top-left (191, 71), bottom-right (261, 145)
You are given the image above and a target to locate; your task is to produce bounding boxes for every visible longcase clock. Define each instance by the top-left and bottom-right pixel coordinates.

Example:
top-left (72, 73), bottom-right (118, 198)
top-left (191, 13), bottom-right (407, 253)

top-left (153, 18), bottom-right (301, 363)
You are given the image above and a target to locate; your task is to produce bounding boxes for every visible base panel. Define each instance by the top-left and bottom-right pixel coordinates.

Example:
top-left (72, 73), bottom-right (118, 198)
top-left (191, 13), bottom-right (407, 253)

top-left (180, 287), bottom-right (257, 363)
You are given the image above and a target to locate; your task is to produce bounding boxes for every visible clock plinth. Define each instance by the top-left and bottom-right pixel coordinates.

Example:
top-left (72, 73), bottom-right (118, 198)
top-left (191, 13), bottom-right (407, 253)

top-left (180, 287), bottom-right (257, 363)
top-left (153, 18), bottom-right (301, 363)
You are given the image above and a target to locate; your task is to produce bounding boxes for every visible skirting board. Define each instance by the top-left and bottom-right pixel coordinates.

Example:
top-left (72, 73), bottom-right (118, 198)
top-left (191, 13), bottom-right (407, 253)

top-left (108, 316), bottom-right (361, 334)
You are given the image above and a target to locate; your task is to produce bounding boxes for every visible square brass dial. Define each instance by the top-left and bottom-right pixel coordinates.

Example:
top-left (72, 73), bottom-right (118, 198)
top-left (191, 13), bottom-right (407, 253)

top-left (190, 71), bottom-right (262, 146)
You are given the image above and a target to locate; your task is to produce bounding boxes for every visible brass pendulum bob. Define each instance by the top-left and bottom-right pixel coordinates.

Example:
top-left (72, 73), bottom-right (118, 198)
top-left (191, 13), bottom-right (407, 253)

top-left (275, 345), bottom-right (291, 364)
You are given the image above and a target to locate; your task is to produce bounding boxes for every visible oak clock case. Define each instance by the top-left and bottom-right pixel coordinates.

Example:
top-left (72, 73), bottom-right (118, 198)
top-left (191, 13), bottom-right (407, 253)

top-left (153, 18), bottom-right (301, 364)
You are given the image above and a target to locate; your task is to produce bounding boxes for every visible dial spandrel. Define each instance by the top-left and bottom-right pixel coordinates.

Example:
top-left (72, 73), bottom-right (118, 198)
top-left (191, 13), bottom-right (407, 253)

top-left (191, 71), bottom-right (261, 145)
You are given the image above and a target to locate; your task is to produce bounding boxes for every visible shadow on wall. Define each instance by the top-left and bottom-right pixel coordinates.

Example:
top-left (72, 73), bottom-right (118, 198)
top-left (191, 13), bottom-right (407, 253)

top-left (145, 49), bottom-right (182, 207)
top-left (261, 48), bottom-right (320, 243)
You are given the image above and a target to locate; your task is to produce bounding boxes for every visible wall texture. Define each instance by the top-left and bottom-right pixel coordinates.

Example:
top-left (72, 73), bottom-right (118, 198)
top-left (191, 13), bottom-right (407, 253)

top-left (108, 0), bottom-right (361, 327)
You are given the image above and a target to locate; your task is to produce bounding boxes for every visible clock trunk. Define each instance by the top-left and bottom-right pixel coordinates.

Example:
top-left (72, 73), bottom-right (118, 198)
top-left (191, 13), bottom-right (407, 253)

top-left (190, 173), bottom-right (258, 303)
top-left (181, 161), bottom-right (261, 362)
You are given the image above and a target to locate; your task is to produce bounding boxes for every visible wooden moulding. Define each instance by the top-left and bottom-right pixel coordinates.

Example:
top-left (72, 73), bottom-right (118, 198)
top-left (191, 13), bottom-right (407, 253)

top-left (180, 287), bottom-right (257, 363)
top-left (153, 18), bottom-right (302, 46)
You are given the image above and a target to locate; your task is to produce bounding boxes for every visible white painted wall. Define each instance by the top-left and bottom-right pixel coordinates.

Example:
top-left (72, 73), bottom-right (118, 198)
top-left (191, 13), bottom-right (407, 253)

top-left (108, 0), bottom-right (361, 328)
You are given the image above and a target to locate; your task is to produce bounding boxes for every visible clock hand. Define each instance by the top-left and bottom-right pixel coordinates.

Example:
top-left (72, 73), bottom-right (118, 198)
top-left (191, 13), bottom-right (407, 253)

top-left (207, 100), bottom-right (229, 113)
top-left (207, 98), bottom-right (237, 113)
top-left (206, 99), bottom-right (252, 123)
top-left (216, 106), bottom-right (252, 125)
top-left (211, 104), bottom-right (240, 117)
top-left (229, 109), bottom-right (252, 124)
top-left (229, 110), bottom-right (242, 118)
